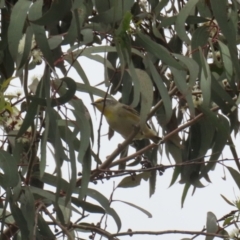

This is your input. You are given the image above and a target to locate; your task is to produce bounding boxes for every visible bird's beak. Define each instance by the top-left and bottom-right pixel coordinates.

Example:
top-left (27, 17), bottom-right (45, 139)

top-left (91, 102), bottom-right (96, 106)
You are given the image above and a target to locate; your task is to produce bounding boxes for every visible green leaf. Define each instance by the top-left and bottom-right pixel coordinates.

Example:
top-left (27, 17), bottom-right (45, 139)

top-left (153, 0), bottom-right (169, 16)
top-left (28, 0), bottom-right (43, 20)
top-left (117, 172), bottom-right (150, 188)
top-left (226, 166), bottom-right (240, 190)
top-left (9, 191), bottom-right (29, 239)
top-left (62, 10), bottom-right (78, 45)
top-left (86, 188), bottom-right (122, 232)
top-left (211, 74), bottom-right (235, 112)
top-left (71, 197), bottom-right (105, 214)
top-left (206, 211), bottom-right (218, 240)
top-left (16, 101), bottom-right (38, 138)
top-left (146, 57), bottom-right (172, 124)
top-left (199, 48), bottom-right (211, 108)
top-left (210, 0), bottom-right (240, 79)
top-left (7, 0), bottom-right (31, 60)
top-left (136, 69), bottom-right (153, 126)
top-left (127, 62), bottom-right (141, 108)
top-left (220, 194), bottom-right (235, 207)
top-left (71, 100), bottom-right (91, 163)
top-left (170, 67), bottom-right (195, 116)
top-left (169, 166), bottom-right (181, 187)
top-left (29, 77), bottom-right (77, 107)
top-left (181, 183), bottom-right (190, 208)
top-left (175, 0), bottom-right (199, 44)
top-left (30, 187), bottom-right (81, 215)
top-left (174, 54), bottom-right (198, 88)
top-left (65, 126), bottom-right (77, 206)
top-left (218, 40), bottom-right (233, 81)
top-left (76, 82), bottom-right (113, 99)
top-left (95, 0), bottom-right (112, 13)
top-left (191, 26), bottom-right (209, 66)
top-left (40, 121), bottom-right (48, 178)
top-left (92, 0), bottom-right (134, 24)
top-left (0, 150), bottom-right (19, 188)
top-left (17, 26), bottom-right (33, 69)
top-left (42, 173), bottom-right (70, 192)
top-left (136, 32), bottom-right (183, 70)
top-left (198, 117), bottom-right (215, 157)
top-left (64, 56), bottom-right (94, 103)
top-left (48, 35), bottom-right (62, 50)
top-left (37, 214), bottom-right (55, 239)
top-left (200, 110), bottom-right (230, 174)
top-left (20, 187), bottom-right (35, 239)
top-left (79, 146), bottom-right (92, 200)
top-left (29, 0), bottom-right (72, 25)
top-left (30, 23), bottom-right (54, 69)
top-left (113, 200), bottom-right (152, 218)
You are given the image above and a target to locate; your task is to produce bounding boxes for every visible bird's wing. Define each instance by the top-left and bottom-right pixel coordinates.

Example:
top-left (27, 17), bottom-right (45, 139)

top-left (122, 105), bottom-right (139, 116)
top-left (122, 104), bottom-right (153, 129)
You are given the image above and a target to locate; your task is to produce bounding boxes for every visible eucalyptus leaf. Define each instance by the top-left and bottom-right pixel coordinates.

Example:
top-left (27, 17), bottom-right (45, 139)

top-left (175, 0), bottom-right (199, 44)
top-left (206, 211), bottom-right (218, 240)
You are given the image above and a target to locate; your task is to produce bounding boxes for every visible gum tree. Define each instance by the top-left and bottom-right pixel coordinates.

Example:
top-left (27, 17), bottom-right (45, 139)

top-left (0, 0), bottom-right (239, 239)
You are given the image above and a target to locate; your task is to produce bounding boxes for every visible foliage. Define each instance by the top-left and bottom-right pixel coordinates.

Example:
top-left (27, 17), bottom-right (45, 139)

top-left (0, 0), bottom-right (239, 239)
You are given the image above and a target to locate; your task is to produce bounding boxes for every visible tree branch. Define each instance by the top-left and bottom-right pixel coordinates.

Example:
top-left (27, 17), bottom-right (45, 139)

top-left (112, 229), bottom-right (228, 238)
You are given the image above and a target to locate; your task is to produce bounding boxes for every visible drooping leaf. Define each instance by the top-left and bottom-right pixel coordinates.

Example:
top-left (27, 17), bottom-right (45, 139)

top-left (220, 194), bottom-right (235, 207)
top-left (136, 32), bottom-right (183, 70)
top-left (0, 150), bottom-right (19, 188)
top-left (226, 166), bottom-right (240, 190)
top-left (17, 26), bottom-right (33, 69)
top-left (127, 62), bottom-right (141, 108)
top-left (71, 197), bottom-right (105, 214)
top-left (20, 187), bottom-right (35, 239)
top-left (8, 0), bottom-right (31, 60)
top-left (37, 214), bottom-right (55, 239)
top-left (210, 0), bottom-right (240, 79)
top-left (29, 0), bottom-right (72, 25)
top-left (218, 40), bottom-right (233, 81)
top-left (29, 77), bottom-right (77, 107)
top-left (175, 0), bottom-right (199, 44)
top-left (181, 183), bottom-right (190, 208)
top-left (9, 191), bottom-right (29, 239)
top-left (170, 67), bottom-right (195, 117)
top-left (136, 69), bottom-right (153, 127)
top-left (79, 146), bottom-right (91, 200)
top-left (206, 211), bottom-right (218, 240)
top-left (86, 188), bottom-right (122, 232)
top-left (117, 172), bottom-right (150, 188)
top-left (199, 48), bottom-right (211, 108)
top-left (147, 57), bottom-right (172, 124)
top-left (113, 200), bottom-right (152, 218)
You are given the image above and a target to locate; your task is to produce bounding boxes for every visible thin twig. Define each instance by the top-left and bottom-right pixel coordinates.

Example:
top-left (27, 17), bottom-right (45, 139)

top-left (112, 229), bottom-right (228, 238)
top-left (43, 206), bottom-right (74, 240)
top-left (71, 224), bottom-right (119, 240)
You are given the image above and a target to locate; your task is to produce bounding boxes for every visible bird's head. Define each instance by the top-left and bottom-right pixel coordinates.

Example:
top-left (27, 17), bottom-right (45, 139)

top-left (91, 98), bottom-right (117, 114)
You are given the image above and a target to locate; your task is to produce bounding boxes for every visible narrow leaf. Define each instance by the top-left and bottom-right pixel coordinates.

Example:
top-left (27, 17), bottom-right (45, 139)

top-left (227, 166), bottom-right (240, 190)
top-left (175, 0), bottom-right (199, 44)
top-left (113, 200), bottom-right (152, 218)
top-left (206, 211), bottom-right (218, 240)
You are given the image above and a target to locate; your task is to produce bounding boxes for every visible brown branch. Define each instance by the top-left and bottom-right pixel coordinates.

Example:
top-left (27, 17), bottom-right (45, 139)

top-left (112, 229), bottom-right (228, 238)
top-left (72, 224), bottom-right (120, 240)
top-left (95, 125), bottom-right (141, 172)
top-left (33, 203), bottom-right (45, 240)
top-left (43, 206), bottom-right (74, 240)
top-left (110, 143), bottom-right (157, 167)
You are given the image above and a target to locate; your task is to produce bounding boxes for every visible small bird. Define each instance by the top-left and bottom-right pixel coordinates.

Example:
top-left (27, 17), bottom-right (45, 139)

top-left (92, 98), bottom-right (161, 144)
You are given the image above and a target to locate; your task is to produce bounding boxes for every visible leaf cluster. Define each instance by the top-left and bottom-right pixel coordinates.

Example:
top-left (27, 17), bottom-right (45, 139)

top-left (0, 0), bottom-right (239, 239)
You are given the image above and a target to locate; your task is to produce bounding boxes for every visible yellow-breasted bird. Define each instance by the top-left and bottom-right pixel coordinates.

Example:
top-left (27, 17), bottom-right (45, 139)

top-left (92, 98), bottom-right (161, 144)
